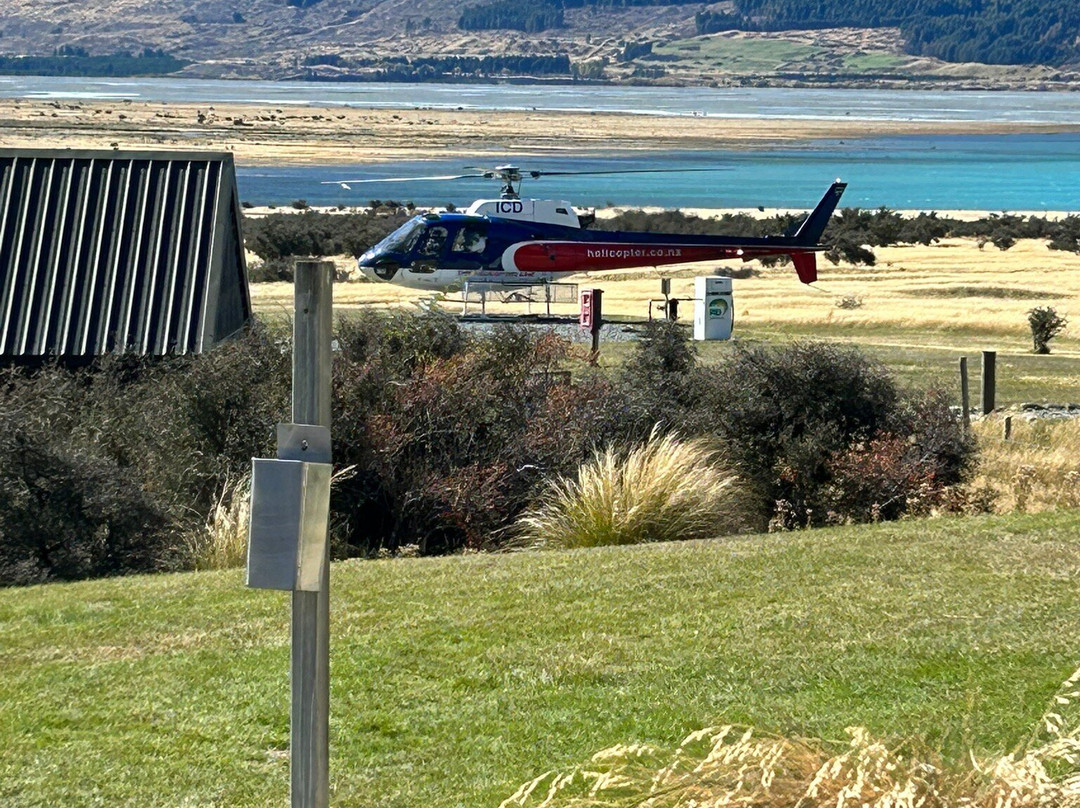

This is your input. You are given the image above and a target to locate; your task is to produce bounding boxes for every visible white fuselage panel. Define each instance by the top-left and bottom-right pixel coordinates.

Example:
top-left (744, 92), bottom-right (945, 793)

top-left (464, 198), bottom-right (581, 228)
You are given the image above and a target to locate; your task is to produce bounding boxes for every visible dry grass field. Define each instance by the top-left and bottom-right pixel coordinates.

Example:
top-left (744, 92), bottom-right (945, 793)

top-left (250, 236), bottom-right (1080, 352)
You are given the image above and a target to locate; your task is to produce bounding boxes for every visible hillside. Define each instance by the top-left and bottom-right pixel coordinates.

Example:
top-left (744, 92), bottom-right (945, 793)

top-left (2, 511), bottom-right (1079, 807)
top-left (0, 0), bottom-right (1076, 87)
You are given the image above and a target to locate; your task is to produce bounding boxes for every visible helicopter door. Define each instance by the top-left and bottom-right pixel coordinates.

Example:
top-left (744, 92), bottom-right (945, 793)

top-left (446, 222), bottom-right (490, 269)
top-left (411, 225), bottom-right (448, 273)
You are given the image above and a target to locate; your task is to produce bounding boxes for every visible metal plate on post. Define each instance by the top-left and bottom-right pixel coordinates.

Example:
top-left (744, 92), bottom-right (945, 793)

top-left (247, 458), bottom-right (331, 591)
top-left (277, 423), bottom-right (332, 463)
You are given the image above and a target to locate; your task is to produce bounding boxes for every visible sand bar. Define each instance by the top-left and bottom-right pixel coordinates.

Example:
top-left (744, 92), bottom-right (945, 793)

top-left (3, 98), bottom-right (1080, 165)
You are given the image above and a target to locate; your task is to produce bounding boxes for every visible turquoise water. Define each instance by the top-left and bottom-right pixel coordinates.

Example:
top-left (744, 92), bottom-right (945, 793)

top-left (3, 76), bottom-right (1077, 210)
top-left (238, 134), bottom-right (1080, 211)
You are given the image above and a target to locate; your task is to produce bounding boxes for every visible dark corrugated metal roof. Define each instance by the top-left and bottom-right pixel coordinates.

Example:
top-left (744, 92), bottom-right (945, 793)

top-left (0, 149), bottom-right (250, 357)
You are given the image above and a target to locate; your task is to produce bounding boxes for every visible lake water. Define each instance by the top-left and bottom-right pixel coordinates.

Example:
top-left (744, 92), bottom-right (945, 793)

top-left (3, 76), bottom-right (1080, 211)
top-left (238, 134), bottom-right (1080, 211)
top-left (6, 76), bottom-right (1080, 123)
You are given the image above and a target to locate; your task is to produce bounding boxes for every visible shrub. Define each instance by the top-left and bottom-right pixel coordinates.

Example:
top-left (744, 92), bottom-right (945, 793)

top-left (701, 341), bottom-right (901, 526)
top-left (824, 434), bottom-right (943, 523)
top-left (330, 319), bottom-right (600, 555)
top-left (0, 328), bottom-right (289, 586)
top-left (617, 320), bottom-right (703, 436)
top-left (1028, 306), bottom-right (1067, 354)
top-left (698, 343), bottom-right (975, 528)
top-left (242, 208), bottom-right (411, 261)
top-left (247, 256), bottom-right (295, 283)
top-left (0, 408), bottom-right (175, 585)
top-left (516, 429), bottom-right (744, 549)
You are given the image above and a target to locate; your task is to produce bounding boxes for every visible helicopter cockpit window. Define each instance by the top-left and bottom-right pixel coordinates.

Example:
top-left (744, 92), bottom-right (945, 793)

top-left (418, 226), bottom-right (448, 258)
top-left (375, 218), bottom-right (425, 255)
top-left (451, 225), bottom-right (488, 254)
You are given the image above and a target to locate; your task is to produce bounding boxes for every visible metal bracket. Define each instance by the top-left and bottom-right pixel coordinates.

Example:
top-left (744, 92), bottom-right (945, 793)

top-left (277, 423), bottom-right (332, 464)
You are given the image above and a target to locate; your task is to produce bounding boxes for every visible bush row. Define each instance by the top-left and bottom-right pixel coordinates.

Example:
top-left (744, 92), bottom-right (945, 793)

top-left (240, 207), bottom-right (1080, 277)
top-left (0, 315), bottom-right (977, 585)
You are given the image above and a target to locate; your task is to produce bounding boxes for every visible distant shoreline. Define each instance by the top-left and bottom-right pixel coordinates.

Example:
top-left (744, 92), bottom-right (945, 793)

top-left (2, 70), bottom-right (1078, 93)
top-left (3, 98), bottom-right (1079, 168)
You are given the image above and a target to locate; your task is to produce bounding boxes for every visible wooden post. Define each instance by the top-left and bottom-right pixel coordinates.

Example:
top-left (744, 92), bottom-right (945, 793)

top-left (1004, 415), bottom-right (1013, 441)
top-left (982, 350), bottom-right (997, 415)
top-left (959, 356), bottom-right (970, 433)
top-left (291, 260), bottom-right (333, 808)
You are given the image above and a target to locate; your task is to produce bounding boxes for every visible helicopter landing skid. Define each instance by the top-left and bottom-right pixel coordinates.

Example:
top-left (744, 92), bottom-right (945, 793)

top-left (456, 280), bottom-right (579, 317)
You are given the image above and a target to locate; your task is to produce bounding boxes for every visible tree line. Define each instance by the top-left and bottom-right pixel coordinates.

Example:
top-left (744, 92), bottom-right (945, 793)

top-left (459, 0), bottom-right (701, 33)
top-left (0, 48), bottom-right (188, 77)
top-left (303, 54), bottom-right (574, 80)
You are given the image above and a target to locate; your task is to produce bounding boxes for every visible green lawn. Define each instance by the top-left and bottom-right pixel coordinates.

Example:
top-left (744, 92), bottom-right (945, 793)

top-left (652, 36), bottom-right (826, 74)
top-left (2, 512), bottom-right (1080, 807)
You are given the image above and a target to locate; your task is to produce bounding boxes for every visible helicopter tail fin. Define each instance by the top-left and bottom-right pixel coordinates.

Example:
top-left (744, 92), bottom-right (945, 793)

top-left (791, 180), bottom-right (847, 246)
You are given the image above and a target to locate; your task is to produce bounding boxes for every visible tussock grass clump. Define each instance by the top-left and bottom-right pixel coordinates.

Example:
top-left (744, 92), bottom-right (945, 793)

top-left (501, 666), bottom-right (1080, 808)
top-left (183, 474), bottom-right (250, 571)
top-left (972, 417), bottom-right (1080, 512)
top-left (516, 429), bottom-right (744, 549)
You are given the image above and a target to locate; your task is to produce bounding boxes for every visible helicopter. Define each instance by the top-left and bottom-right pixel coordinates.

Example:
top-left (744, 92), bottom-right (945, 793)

top-left (323, 165), bottom-right (846, 291)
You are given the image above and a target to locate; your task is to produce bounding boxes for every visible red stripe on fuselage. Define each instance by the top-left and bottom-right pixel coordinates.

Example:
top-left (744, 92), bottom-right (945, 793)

top-left (507, 241), bottom-right (799, 273)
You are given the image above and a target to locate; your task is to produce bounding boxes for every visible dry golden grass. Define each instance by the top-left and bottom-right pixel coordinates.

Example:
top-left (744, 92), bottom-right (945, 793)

top-left (183, 473), bottom-right (251, 571)
top-left (585, 238), bottom-right (1080, 346)
top-left (972, 416), bottom-right (1080, 513)
top-left (516, 429), bottom-right (744, 548)
top-left (250, 238), bottom-right (1080, 355)
top-left (500, 666), bottom-right (1080, 808)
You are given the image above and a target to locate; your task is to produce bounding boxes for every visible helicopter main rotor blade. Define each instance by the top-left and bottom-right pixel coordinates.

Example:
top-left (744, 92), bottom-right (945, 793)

top-left (525, 167), bottom-right (730, 178)
top-left (320, 173), bottom-right (486, 186)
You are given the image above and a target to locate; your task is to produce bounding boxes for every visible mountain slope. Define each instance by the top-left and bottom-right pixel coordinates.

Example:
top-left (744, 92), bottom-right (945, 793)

top-left (0, 0), bottom-right (1074, 86)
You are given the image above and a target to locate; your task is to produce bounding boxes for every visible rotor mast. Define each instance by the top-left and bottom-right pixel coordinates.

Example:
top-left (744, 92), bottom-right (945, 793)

top-left (483, 165), bottom-right (528, 199)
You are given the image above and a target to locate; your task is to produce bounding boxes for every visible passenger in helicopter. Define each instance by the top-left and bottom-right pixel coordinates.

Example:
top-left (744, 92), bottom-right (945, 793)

top-left (452, 224), bottom-right (487, 254)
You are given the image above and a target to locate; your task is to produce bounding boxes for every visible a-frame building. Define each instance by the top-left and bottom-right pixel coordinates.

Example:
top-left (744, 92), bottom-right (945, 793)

top-left (0, 149), bottom-right (251, 358)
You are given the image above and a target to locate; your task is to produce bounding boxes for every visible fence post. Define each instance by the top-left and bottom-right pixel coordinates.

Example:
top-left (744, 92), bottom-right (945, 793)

top-left (982, 350), bottom-right (997, 415)
top-left (1004, 415), bottom-right (1013, 441)
top-left (291, 260), bottom-right (333, 808)
top-left (959, 356), bottom-right (970, 433)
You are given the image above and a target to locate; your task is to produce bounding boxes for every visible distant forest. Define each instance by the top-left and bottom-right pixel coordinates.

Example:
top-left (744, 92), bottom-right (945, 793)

top-left (460, 0), bottom-right (1080, 65)
top-left (303, 54), bottom-right (573, 81)
top-left (459, 0), bottom-right (700, 33)
top-left (697, 0), bottom-right (1080, 66)
top-left (0, 47), bottom-right (189, 77)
